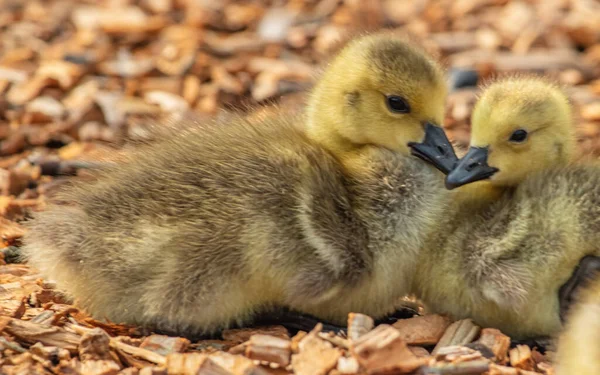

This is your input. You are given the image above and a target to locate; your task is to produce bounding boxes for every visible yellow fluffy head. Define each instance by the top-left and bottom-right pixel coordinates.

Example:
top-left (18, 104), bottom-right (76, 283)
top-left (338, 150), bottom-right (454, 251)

top-left (306, 32), bottom-right (447, 156)
top-left (470, 76), bottom-right (575, 186)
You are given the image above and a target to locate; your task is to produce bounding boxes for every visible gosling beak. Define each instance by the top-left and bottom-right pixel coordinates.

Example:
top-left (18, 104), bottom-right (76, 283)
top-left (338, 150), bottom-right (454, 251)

top-left (408, 122), bottom-right (459, 174)
top-left (445, 146), bottom-right (499, 190)
top-left (558, 255), bottom-right (600, 322)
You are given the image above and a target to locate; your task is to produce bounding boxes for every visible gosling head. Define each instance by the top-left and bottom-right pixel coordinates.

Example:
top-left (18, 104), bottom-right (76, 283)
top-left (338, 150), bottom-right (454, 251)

top-left (306, 32), bottom-right (456, 172)
top-left (446, 76), bottom-right (575, 189)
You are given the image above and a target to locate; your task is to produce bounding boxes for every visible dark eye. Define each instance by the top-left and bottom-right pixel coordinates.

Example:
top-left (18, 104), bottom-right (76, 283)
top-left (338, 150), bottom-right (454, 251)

top-left (509, 129), bottom-right (528, 143)
top-left (386, 95), bottom-right (411, 113)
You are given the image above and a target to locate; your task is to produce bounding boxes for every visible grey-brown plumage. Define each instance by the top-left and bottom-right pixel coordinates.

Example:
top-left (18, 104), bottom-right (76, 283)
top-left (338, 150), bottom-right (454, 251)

top-left (23, 32), bottom-right (452, 336)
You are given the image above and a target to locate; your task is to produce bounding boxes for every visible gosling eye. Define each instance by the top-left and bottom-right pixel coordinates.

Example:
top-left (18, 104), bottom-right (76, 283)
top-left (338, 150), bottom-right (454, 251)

top-left (509, 129), bottom-right (528, 143)
top-left (386, 95), bottom-right (411, 114)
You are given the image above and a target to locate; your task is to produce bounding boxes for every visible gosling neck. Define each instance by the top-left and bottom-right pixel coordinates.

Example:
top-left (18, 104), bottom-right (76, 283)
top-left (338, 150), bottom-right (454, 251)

top-left (305, 85), bottom-right (366, 164)
top-left (452, 181), bottom-right (505, 209)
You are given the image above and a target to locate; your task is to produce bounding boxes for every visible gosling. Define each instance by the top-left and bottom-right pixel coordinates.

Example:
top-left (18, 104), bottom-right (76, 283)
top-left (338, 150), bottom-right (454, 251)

top-left (410, 76), bottom-right (600, 339)
top-left (23, 32), bottom-right (457, 336)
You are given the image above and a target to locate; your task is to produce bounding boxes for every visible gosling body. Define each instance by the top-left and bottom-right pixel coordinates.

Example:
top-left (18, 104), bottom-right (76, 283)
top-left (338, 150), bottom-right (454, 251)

top-left (23, 33), bottom-right (452, 335)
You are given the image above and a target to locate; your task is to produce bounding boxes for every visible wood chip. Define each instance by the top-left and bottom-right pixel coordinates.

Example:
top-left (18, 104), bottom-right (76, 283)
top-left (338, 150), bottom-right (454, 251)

top-left (291, 326), bottom-right (341, 375)
top-left (392, 314), bottom-right (452, 346)
top-left (509, 345), bottom-right (534, 371)
top-left (245, 334), bottom-right (291, 367)
top-left (581, 102), bottom-right (600, 121)
top-left (0, 316), bottom-right (81, 354)
top-left (140, 335), bottom-right (190, 357)
top-left (336, 356), bottom-right (360, 374)
top-left (475, 328), bottom-right (511, 364)
top-left (347, 313), bottom-right (374, 342)
top-left (487, 363), bottom-right (519, 375)
top-left (350, 324), bottom-right (427, 374)
top-left (209, 351), bottom-right (269, 375)
top-left (80, 328), bottom-right (113, 361)
top-left (222, 326), bottom-right (289, 344)
top-left (432, 319), bottom-right (481, 355)
top-left (165, 352), bottom-right (212, 375)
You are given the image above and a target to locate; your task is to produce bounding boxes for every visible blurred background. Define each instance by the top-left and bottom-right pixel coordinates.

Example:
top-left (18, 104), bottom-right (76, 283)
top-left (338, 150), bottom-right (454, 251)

top-left (0, 0), bottom-right (598, 245)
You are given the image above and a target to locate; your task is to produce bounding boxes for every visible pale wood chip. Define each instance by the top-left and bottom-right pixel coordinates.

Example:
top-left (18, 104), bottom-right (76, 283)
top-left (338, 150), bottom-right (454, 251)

top-left (0, 316), bottom-right (81, 354)
top-left (291, 326), bottom-right (341, 375)
top-left (209, 351), bottom-right (270, 375)
top-left (347, 313), bottom-right (374, 342)
top-left (222, 326), bottom-right (289, 343)
top-left (245, 334), bottom-right (291, 367)
top-left (487, 363), bottom-right (519, 375)
top-left (79, 359), bottom-right (122, 375)
top-left (392, 314), bottom-right (452, 346)
top-left (476, 328), bottom-right (511, 364)
top-left (408, 346), bottom-right (430, 358)
top-left (351, 324), bottom-right (427, 374)
top-left (336, 355), bottom-right (359, 374)
top-left (144, 91), bottom-right (190, 112)
top-left (72, 5), bottom-right (163, 34)
top-left (166, 352), bottom-right (212, 374)
top-left (139, 335), bottom-right (190, 356)
top-left (581, 102), bottom-right (600, 121)
top-left (6, 76), bottom-right (53, 106)
top-left (79, 328), bottom-right (113, 361)
top-left (509, 345), bottom-right (534, 371)
top-left (432, 319), bottom-right (480, 355)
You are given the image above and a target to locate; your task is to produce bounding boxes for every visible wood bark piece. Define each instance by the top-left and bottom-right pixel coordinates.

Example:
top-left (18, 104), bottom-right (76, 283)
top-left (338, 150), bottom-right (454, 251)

top-left (536, 362), bottom-right (555, 375)
top-left (244, 334), bottom-right (291, 367)
top-left (347, 313), bottom-right (374, 342)
top-left (487, 363), bottom-right (519, 374)
top-left (80, 328), bottom-right (113, 361)
top-left (209, 351), bottom-right (270, 375)
top-left (392, 314), bottom-right (452, 346)
top-left (432, 319), bottom-right (480, 355)
top-left (72, 5), bottom-right (163, 34)
top-left (350, 324), bottom-right (427, 374)
top-left (317, 331), bottom-right (349, 349)
top-left (79, 359), bottom-right (122, 375)
top-left (111, 340), bottom-right (167, 366)
top-left (408, 346), bottom-right (430, 358)
top-left (139, 335), bottom-right (190, 357)
top-left (29, 342), bottom-right (71, 364)
top-left (434, 345), bottom-right (485, 362)
top-left (336, 356), bottom-right (360, 374)
top-left (509, 345), bottom-right (534, 371)
top-left (291, 326), bottom-right (341, 375)
top-left (581, 103), bottom-right (600, 121)
top-left (0, 316), bottom-right (81, 354)
top-left (0, 217), bottom-right (26, 246)
top-left (475, 328), bottom-right (510, 364)
top-left (138, 367), bottom-right (167, 375)
top-left (451, 50), bottom-right (597, 79)
top-left (420, 359), bottom-right (490, 374)
top-left (222, 326), bottom-right (289, 343)
top-left (166, 352), bottom-right (212, 375)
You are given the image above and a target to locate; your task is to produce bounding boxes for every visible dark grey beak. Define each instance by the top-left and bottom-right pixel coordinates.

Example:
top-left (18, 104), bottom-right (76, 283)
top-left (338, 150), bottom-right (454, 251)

top-left (445, 146), bottom-right (499, 190)
top-left (408, 122), bottom-right (459, 175)
top-left (559, 255), bottom-right (600, 323)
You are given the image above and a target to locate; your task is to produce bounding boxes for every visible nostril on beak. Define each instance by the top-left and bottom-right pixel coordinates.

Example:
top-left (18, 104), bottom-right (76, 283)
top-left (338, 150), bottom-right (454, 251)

top-left (436, 145), bottom-right (447, 156)
top-left (466, 162), bottom-right (480, 172)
